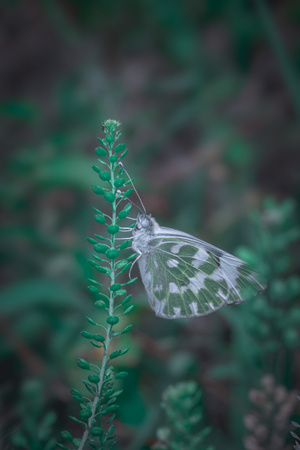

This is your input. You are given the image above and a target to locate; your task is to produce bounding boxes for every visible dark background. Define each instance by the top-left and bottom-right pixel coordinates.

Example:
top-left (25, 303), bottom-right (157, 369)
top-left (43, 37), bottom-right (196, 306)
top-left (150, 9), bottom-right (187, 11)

top-left (1, 1), bottom-right (300, 449)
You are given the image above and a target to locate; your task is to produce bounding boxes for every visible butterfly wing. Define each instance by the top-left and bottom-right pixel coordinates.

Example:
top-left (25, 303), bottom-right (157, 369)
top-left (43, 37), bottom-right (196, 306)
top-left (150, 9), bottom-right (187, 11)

top-left (137, 232), bottom-right (265, 319)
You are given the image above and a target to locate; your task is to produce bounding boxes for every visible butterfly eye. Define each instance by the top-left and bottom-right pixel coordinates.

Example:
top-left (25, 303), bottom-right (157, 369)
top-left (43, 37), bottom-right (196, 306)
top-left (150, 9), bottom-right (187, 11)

top-left (141, 218), bottom-right (150, 228)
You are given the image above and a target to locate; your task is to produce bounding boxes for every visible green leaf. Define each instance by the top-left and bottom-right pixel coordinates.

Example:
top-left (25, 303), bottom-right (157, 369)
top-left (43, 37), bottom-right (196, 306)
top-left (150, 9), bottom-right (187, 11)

top-left (106, 249), bottom-right (119, 259)
top-left (111, 390), bottom-right (123, 398)
top-left (109, 350), bottom-right (121, 360)
top-left (122, 295), bottom-right (132, 305)
top-left (97, 137), bottom-right (107, 147)
top-left (115, 371), bottom-right (128, 379)
top-left (85, 316), bottom-right (97, 326)
top-left (81, 331), bottom-right (93, 339)
top-left (88, 278), bottom-right (102, 286)
top-left (114, 178), bottom-right (125, 188)
top-left (92, 185), bottom-right (105, 195)
top-left (125, 177), bottom-right (135, 185)
top-left (120, 347), bottom-right (130, 356)
top-left (95, 265), bottom-right (110, 275)
top-left (121, 325), bottom-right (132, 335)
top-left (105, 134), bottom-right (114, 143)
top-left (102, 405), bottom-right (118, 414)
top-left (95, 214), bottom-right (106, 224)
top-left (79, 409), bottom-right (92, 420)
top-left (107, 224), bottom-right (119, 235)
top-left (77, 359), bottom-right (90, 370)
top-left (118, 263), bottom-right (131, 274)
top-left (106, 316), bottom-right (119, 325)
top-left (115, 289), bottom-right (127, 296)
top-left (61, 431), bottom-right (73, 441)
top-left (89, 443), bottom-right (98, 450)
top-left (118, 149), bottom-right (128, 160)
top-left (69, 416), bottom-right (84, 424)
top-left (110, 283), bottom-right (121, 291)
top-left (123, 277), bottom-right (138, 286)
top-left (93, 334), bottom-right (105, 342)
top-left (95, 300), bottom-right (107, 309)
top-left (119, 240), bottom-right (132, 250)
top-left (88, 375), bottom-right (100, 384)
top-left (87, 285), bottom-right (99, 294)
top-left (70, 389), bottom-right (82, 397)
top-left (104, 192), bottom-right (115, 203)
top-left (90, 341), bottom-right (102, 348)
top-left (95, 147), bottom-right (107, 157)
top-left (94, 243), bottom-right (108, 253)
top-left (123, 305), bottom-right (134, 315)
top-left (126, 253), bottom-right (138, 261)
top-left (87, 237), bottom-right (98, 245)
top-left (82, 380), bottom-right (95, 394)
top-left (98, 265), bottom-right (111, 276)
top-left (118, 204), bottom-right (132, 219)
top-left (107, 425), bottom-right (115, 435)
top-left (97, 293), bottom-right (109, 304)
top-left (100, 171), bottom-right (111, 182)
top-left (93, 207), bottom-right (104, 215)
top-left (94, 234), bottom-right (107, 241)
top-left (90, 427), bottom-right (103, 437)
top-left (115, 143), bottom-right (125, 153)
top-left (106, 414), bottom-right (116, 424)
top-left (92, 165), bottom-right (101, 173)
top-left (116, 260), bottom-right (128, 268)
top-left (92, 254), bottom-right (107, 263)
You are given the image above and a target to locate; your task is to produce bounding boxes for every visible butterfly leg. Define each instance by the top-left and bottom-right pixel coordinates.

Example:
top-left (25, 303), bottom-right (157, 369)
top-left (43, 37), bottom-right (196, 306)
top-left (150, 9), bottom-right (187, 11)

top-left (129, 252), bottom-right (142, 279)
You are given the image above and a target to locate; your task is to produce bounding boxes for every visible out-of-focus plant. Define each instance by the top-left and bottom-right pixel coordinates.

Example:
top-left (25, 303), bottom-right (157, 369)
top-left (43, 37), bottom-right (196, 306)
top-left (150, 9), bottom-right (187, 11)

top-left (244, 375), bottom-right (297, 450)
top-left (58, 120), bottom-right (137, 450)
top-left (237, 198), bottom-right (300, 371)
top-left (10, 379), bottom-right (56, 450)
top-left (213, 197), bottom-right (300, 447)
top-left (152, 381), bottom-right (213, 450)
top-left (290, 396), bottom-right (300, 450)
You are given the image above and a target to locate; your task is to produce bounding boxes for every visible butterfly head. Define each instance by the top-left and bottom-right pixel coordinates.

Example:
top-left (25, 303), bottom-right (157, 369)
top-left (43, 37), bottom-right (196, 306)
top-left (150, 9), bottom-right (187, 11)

top-left (133, 214), bottom-right (157, 236)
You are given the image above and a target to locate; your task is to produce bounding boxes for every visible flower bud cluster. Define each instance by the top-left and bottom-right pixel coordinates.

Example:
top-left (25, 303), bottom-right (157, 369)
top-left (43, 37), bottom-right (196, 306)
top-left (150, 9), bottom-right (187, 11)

top-left (244, 375), bottom-right (297, 450)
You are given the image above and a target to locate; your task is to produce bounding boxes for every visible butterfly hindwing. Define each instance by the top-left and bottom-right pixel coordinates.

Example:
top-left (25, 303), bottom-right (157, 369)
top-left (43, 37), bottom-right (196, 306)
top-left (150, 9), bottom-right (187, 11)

top-left (137, 236), bottom-right (264, 319)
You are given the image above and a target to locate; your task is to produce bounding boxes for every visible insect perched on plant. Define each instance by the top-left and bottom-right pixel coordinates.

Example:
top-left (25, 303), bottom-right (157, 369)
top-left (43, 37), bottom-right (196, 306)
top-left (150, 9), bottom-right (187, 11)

top-left (119, 164), bottom-right (266, 320)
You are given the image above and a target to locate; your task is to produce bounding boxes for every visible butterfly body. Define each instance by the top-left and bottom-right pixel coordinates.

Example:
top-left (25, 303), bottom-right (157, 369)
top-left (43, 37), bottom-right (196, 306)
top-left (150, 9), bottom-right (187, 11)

top-left (132, 214), bottom-right (265, 319)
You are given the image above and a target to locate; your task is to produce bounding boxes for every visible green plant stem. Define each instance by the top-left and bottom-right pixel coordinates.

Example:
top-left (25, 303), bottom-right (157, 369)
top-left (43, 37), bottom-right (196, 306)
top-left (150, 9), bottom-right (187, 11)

top-left (78, 141), bottom-right (117, 450)
top-left (254, 0), bottom-right (300, 122)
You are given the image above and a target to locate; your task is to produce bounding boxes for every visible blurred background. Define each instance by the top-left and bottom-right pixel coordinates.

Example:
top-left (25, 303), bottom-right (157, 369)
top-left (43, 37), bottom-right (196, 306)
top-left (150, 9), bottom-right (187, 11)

top-left (1, 0), bottom-right (300, 449)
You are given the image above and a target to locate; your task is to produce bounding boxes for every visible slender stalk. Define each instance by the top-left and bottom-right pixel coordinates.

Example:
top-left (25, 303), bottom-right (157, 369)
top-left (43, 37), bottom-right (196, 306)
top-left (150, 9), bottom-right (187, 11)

top-left (78, 137), bottom-right (118, 450)
top-left (59, 120), bottom-right (135, 450)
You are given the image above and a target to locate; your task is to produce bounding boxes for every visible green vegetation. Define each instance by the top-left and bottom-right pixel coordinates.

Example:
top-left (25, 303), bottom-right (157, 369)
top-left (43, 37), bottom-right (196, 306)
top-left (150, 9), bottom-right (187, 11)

top-left (1, 1), bottom-right (299, 449)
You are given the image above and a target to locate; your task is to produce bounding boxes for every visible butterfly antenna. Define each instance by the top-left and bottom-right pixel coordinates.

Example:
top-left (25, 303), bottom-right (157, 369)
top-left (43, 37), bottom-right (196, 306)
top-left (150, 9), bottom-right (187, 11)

top-left (119, 162), bottom-right (146, 214)
top-left (117, 191), bottom-right (144, 214)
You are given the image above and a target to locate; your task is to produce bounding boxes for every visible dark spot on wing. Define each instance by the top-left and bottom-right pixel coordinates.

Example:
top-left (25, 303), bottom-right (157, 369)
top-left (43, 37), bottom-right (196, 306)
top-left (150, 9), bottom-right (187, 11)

top-left (208, 251), bottom-right (221, 268)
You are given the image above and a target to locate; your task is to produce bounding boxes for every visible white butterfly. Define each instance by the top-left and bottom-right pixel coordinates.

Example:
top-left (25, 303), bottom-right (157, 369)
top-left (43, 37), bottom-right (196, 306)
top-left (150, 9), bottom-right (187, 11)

top-left (131, 213), bottom-right (265, 319)
top-left (117, 163), bottom-right (265, 319)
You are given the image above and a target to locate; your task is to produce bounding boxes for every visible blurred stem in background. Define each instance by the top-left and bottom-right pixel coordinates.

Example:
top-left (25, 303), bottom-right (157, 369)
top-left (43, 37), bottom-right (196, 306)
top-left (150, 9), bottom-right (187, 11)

top-left (254, 0), bottom-right (300, 121)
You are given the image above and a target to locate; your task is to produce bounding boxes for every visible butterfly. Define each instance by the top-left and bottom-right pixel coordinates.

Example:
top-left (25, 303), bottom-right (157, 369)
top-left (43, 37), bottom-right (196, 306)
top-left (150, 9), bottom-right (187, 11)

top-left (130, 213), bottom-right (266, 319)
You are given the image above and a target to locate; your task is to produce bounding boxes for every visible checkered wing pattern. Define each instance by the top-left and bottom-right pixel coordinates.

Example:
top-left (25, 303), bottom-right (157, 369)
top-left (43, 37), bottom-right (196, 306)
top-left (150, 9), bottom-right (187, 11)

top-left (137, 236), bottom-right (265, 319)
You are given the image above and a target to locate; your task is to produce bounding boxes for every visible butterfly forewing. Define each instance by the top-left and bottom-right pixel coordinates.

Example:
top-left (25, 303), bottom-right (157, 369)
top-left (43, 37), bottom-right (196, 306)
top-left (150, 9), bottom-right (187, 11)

top-left (137, 235), bottom-right (265, 319)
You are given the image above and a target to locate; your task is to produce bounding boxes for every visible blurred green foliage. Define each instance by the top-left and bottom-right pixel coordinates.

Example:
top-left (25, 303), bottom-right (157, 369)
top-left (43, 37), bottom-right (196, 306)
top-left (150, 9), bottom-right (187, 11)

top-left (152, 381), bottom-right (213, 450)
top-left (10, 380), bottom-right (56, 450)
top-left (1, 0), bottom-right (300, 449)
